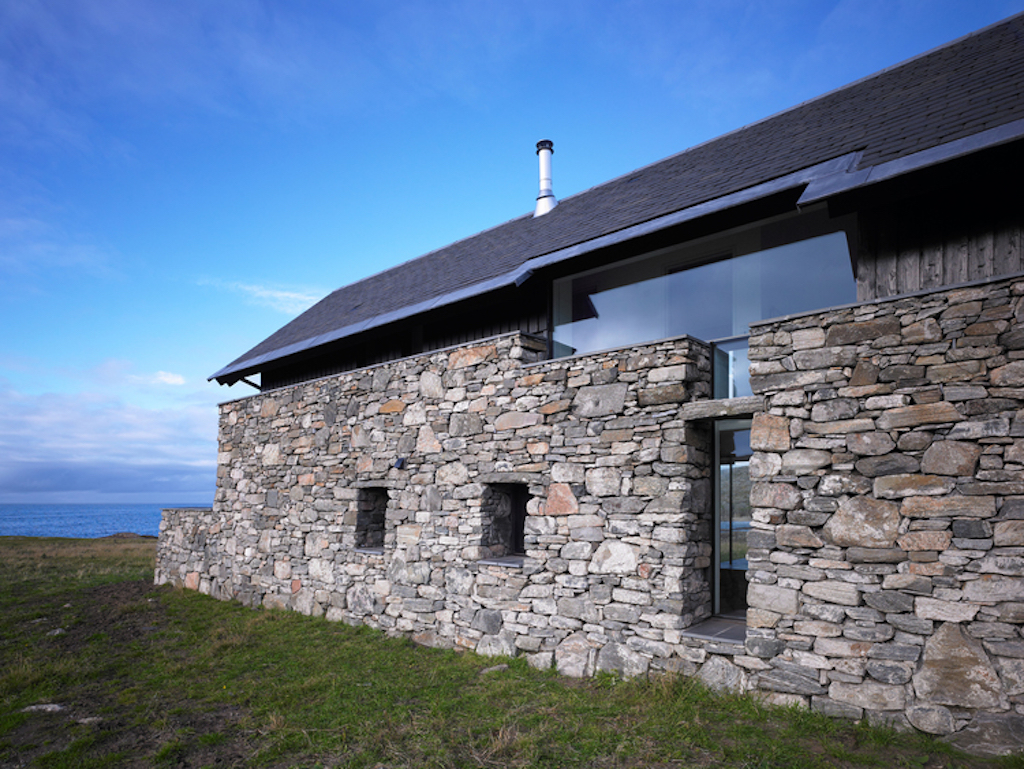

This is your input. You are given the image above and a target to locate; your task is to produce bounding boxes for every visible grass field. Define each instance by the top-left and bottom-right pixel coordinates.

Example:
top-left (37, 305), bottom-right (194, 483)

top-left (0, 536), bottom-right (1019, 768)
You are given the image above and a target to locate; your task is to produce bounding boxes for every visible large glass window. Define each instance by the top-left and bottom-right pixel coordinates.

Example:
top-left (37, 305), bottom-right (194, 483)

top-left (552, 216), bottom-right (856, 396)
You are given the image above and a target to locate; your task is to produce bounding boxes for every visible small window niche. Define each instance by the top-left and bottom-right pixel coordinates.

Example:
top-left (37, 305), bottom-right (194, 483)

top-left (355, 487), bottom-right (388, 553)
top-left (481, 483), bottom-right (528, 562)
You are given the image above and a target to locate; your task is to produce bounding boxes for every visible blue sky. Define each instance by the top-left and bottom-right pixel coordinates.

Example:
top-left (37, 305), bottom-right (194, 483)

top-left (1, 0), bottom-right (1020, 504)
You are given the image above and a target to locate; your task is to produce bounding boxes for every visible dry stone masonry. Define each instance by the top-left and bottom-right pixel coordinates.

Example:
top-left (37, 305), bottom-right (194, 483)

top-left (743, 275), bottom-right (1024, 746)
top-left (159, 334), bottom-right (718, 675)
top-left (158, 275), bottom-right (1024, 751)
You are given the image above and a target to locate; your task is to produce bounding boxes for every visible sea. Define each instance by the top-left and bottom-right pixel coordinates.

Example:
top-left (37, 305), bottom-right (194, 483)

top-left (0, 503), bottom-right (210, 539)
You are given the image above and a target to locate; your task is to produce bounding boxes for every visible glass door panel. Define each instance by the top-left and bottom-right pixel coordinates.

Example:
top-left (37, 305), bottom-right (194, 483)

top-left (715, 420), bottom-right (752, 617)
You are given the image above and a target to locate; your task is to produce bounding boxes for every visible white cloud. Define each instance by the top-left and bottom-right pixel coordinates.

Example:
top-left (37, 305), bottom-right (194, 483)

top-left (201, 278), bottom-right (323, 315)
top-left (129, 370), bottom-right (186, 386)
top-left (152, 371), bottom-right (186, 386)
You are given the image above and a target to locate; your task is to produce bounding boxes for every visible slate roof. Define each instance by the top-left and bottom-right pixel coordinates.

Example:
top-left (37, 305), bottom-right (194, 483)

top-left (213, 13), bottom-right (1024, 384)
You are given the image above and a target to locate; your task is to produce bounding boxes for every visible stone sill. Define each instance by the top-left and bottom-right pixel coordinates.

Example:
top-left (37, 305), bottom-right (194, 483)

top-left (680, 617), bottom-right (746, 644)
top-left (354, 547), bottom-right (385, 556)
top-left (478, 556), bottom-right (525, 568)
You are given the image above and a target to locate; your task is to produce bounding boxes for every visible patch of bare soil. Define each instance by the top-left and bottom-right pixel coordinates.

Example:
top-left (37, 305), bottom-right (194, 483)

top-left (3, 580), bottom-right (255, 768)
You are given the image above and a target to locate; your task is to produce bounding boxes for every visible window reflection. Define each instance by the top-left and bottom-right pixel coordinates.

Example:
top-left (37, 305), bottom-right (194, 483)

top-left (717, 423), bottom-right (752, 617)
top-left (552, 229), bottom-right (855, 394)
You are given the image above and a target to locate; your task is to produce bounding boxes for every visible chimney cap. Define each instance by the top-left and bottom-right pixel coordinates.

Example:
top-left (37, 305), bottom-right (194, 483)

top-left (536, 139), bottom-right (554, 154)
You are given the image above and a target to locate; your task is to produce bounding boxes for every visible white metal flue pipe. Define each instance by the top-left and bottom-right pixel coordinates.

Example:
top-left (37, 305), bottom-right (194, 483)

top-left (534, 139), bottom-right (557, 217)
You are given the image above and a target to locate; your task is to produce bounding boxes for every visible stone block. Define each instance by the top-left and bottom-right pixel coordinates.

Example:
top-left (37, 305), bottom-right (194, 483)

top-left (947, 416), bottom-right (1010, 440)
top-left (792, 327), bottom-right (826, 349)
top-left (921, 440), bottom-right (982, 476)
top-left (847, 432), bottom-right (896, 456)
top-left (644, 491), bottom-right (688, 513)
top-left (866, 660), bottom-right (913, 685)
top-left (915, 597), bottom-right (979, 622)
top-left (864, 591), bottom-right (915, 613)
top-left (994, 520), bottom-right (1024, 546)
top-left (545, 483), bottom-right (579, 515)
top-left (776, 525), bottom-right (824, 548)
top-left (759, 669), bottom-right (825, 695)
top-left (794, 347), bottom-right (859, 371)
top-left (745, 635), bottom-right (787, 658)
top-left (819, 473), bottom-right (873, 496)
top-left (802, 580), bottom-right (860, 606)
top-left (747, 583), bottom-right (799, 615)
top-left (750, 414), bottom-right (790, 452)
top-left (829, 680), bottom-right (905, 710)
top-left (810, 398), bottom-right (859, 422)
top-left (867, 643), bottom-right (920, 661)
top-left (573, 383), bottom-right (628, 417)
top-left (803, 418), bottom-right (876, 435)
top-left (750, 482), bottom-right (802, 510)
top-left (823, 497), bottom-right (899, 548)
top-left (585, 467), bottom-right (621, 497)
top-left (551, 462), bottom-right (585, 483)
top-left (697, 656), bottom-right (746, 692)
top-left (902, 318), bottom-right (942, 344)
top-left (849, 361), bottom-right (880, 386)
top-left (448, 344), bottom-right (496, 369)
top-left (825, 317), bottom-right (900, 346)
top-left (555, 632), bottom-right (594, 678)
top-left (781, 449), bottom-right (832, 474)
top-left (874, 474), bottom-right (953, 499)
top-left (843, 623), bottom-right (894, 642)
top-left (494, 411), bottom-right (542, 431)
top-left (751, 370), bottom-right (827, 393)
top-left (991, 360), bottom-right (1024, 387)
top-left (896, 530), bottom-right (952, 551)
top-left (875, 402), bottom-right (962, 430)
top-left (477, 630), bottom-right (517, 658)
top-left (854, 454), bottom-right (920, 477)
top-left (589, 541), bottom-right (638, 575)
top-left (913, 622), bottom-right (1002, 708)
top-left (927, 361), bottom-right (984, 383)
top-left (901, 495), bottom-right (995, 518)
top-left (638, 384), bottom-right (688, 406)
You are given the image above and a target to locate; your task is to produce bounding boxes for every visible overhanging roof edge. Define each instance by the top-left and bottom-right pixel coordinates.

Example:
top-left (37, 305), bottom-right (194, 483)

top-left (798, 117), bottom-right (1024, 205)
top-left (208, 151), bottom-right (862, 384)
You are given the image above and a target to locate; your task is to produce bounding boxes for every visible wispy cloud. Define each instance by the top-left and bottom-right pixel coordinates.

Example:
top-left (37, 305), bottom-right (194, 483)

top-left (0, 0), bottom-right (386, 150)
top-left (0, 378), bottom-right (216, 503)
top-left (131, 371), bottom-right (186, 386)
top-left (201, 278), bottom-right (323, 315)
top-left (0, 213), bottom-right (116, 279)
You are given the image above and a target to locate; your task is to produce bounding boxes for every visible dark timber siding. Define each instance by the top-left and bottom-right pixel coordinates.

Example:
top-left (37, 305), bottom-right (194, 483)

top-left (260, 285), bottom-right (547, 390)
top-left (857, 192), bottom-right (1024, 301)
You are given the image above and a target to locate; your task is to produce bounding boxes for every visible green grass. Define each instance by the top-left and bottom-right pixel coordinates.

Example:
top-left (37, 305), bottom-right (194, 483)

top-left (1, 536), bottom-right (1021, 768)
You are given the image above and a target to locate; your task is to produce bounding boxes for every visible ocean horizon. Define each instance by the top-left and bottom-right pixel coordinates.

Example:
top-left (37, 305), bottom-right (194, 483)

top-left (0, 503), bottom-right (212, 539)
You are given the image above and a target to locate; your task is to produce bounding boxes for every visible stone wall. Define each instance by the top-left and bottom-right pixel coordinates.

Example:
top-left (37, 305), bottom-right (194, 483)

top-left (744, 275), bottom-right (1024, 739)
top-left (157, 332), bottom-right (721, 676)
top-left (158, 275), bottom-right (1024, 749)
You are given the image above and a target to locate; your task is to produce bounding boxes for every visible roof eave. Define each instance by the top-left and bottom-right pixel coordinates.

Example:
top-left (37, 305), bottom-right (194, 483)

top-left (798, 117), bottom-right (1024, 206)
top-left (211, 152), bottom-right (865, 385)
top-left (211, 119), bottom-right (1024, 386)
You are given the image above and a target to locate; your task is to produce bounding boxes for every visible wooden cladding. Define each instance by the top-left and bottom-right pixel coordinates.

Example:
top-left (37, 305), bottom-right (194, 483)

top-left (857, 194), bottom-right (1023, 301)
